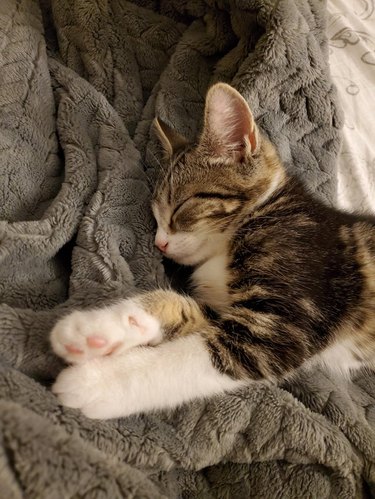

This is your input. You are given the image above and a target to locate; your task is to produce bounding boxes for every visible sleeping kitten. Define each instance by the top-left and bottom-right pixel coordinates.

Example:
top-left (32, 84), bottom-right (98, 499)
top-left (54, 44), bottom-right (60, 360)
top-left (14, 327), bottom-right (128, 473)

top-left (50, 83), bottom-right (375, 419)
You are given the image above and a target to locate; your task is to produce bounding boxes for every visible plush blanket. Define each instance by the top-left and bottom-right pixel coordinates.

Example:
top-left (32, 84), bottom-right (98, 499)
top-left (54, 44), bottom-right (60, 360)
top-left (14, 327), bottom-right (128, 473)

top-left (0, 0), bottom-right (374, 497)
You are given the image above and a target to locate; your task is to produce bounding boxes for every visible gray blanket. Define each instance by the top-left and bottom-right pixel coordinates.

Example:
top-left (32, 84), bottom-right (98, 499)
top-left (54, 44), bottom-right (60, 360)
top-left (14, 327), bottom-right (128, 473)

top-left (0, 0), bottom-right (374, 497)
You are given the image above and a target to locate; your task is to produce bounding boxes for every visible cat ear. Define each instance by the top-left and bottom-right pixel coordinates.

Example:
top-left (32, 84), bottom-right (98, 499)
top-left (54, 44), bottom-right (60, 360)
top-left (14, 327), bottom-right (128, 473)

top-left (153, 118), bottom-right (189, 158)
top-left (201, 83), bottom-right (259, 161)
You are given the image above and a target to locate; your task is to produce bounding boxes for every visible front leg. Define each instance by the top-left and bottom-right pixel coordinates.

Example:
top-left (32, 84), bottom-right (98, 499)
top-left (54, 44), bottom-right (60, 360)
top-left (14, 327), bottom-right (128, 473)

top-left (50, 299), bottom-right (162, 364)
top-left (52, 335), bottom-right (245, 419)
top-left (51, 289), bottom-right (224, 418)
top-left (51, 290), bottom-right (204, 364)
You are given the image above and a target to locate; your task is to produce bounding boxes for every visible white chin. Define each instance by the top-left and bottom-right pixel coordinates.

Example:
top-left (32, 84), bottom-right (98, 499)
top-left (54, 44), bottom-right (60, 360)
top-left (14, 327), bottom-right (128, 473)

top-left (166, 248), bottom-right (209, 266)
top-left (166, 253), bottom-right (200, 266)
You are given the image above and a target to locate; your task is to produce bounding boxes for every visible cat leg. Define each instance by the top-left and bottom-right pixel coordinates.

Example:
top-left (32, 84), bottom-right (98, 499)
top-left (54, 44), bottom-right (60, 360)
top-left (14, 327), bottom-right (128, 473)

top-left (51, 290), bottom-right (205, 364)
top-left (50, 299), bottom-right (162, 364)
top-left (52, 334), bottom-right (245, 419)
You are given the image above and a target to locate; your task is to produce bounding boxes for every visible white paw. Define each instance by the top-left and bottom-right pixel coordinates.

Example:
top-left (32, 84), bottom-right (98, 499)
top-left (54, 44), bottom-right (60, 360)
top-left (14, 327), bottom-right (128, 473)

top-left (52, 360), bottom-right (125, 419)
top-left (50, 299), bottom-right (161, 364)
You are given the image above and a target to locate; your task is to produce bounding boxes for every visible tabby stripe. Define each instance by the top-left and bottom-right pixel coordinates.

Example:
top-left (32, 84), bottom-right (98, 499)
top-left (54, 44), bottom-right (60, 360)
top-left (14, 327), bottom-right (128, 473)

top-left (203, 306), bottom-right (220, 321)
top-left (164, 314), bottom-right (189, 339)
top-left (207, 340), bottom-right (227, 373)
top-left (217, 333), bottom-right (264, 379)
top-left (206, 206), bottom-right (242, 227)
top-left (229, 272), bottom-right (278, 290)
top-left (221, 320), bottom-right (271, 347)
top-left (254, 185), bottom-right (286, 211)
top-left (181, 308), bottom-right (188, 324)
top-left (220, 319), bottom-right (307, 375)
top-left (234, 297), bottom-right (297, 322)
top-left (166, 171), bottom-right (173, 205)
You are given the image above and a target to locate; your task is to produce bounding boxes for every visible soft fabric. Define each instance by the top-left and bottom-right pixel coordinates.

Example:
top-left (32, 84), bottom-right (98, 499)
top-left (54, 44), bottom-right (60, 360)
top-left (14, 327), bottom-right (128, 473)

top-left (327, 0), bottom-right (375, 214)
top-left (0, 0), bottom-right (374, 497)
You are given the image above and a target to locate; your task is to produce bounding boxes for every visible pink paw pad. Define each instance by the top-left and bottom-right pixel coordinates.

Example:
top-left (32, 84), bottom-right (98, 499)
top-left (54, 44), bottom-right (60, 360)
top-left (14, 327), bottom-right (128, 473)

top-left (65, 344), bottom-right (83, 354)
top-left (86, 336), bottom-right (108, 349)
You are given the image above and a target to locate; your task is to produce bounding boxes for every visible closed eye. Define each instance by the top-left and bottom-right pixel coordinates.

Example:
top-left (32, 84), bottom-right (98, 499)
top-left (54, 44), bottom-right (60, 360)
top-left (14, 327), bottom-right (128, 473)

top-left (171, 191), bottom-right (245, 217)
top-left (194, 192), bottom-right (246, 201)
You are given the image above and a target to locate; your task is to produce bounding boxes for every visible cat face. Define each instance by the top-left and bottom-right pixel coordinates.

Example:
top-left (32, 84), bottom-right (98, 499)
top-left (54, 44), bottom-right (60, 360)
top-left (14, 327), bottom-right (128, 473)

top-left (152, 154), bottom-right (244, 265)
top-left (152, 83), bottom-right (284, 266)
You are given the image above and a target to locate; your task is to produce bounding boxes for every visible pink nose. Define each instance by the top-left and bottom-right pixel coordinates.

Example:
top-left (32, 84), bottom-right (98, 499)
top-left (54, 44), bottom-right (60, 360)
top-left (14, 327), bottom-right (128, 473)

top-left (155, 240), bottom-right (168, 252)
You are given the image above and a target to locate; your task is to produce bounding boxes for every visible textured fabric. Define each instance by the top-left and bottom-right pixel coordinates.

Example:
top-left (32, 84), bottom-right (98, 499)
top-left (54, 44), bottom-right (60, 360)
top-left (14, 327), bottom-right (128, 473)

top-left (0, 0), bottom-right (374, 498)
top-left (327, 0), bottom-right (375, 214)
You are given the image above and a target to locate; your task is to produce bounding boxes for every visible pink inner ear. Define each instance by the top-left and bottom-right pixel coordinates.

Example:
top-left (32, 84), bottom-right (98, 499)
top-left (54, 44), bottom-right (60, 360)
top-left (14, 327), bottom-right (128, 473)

top-left (206, 86), bottom-right (256, 157)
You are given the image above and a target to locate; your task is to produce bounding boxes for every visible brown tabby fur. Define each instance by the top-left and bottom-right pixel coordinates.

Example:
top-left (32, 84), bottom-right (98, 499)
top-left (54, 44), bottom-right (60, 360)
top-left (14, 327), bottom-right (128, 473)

top-left (137, 83), bottom-right (375, 382)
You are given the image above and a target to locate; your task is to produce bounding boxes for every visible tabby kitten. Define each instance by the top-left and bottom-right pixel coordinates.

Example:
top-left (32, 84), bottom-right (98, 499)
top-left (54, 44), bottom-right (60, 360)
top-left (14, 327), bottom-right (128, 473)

top-left (51, 83), bottom-right (375, 420)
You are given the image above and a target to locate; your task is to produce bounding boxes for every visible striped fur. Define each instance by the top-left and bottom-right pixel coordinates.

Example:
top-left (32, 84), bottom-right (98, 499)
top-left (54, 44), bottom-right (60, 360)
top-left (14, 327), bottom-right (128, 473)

top-left (50, 83), bottom-right (375, 419)
top-left (149, 83), bottom-right (375, 381)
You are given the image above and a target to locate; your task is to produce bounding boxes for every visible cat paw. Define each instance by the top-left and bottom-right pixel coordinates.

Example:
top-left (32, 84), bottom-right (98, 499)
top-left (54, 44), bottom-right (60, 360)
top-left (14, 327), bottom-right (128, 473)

top-left (50, 300), bottom-right (161, 364)
top-left (52, 361), bottom-right (123, 419)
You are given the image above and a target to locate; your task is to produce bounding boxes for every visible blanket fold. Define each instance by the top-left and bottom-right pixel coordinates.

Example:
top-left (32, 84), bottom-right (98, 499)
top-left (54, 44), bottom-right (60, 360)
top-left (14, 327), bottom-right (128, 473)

top-left (0, 0), bottom-right (374, 497)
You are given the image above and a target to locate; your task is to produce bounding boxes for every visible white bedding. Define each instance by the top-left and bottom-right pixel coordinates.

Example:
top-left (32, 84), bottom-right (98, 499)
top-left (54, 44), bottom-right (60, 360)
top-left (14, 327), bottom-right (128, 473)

top-left (327, 0), bottom-right (375, 213)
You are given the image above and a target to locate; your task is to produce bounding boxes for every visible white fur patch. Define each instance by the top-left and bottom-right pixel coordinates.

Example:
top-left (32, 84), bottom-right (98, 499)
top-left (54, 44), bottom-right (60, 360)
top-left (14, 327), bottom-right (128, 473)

top-left (254, 167), bottom-right (285, 208)
top-left (52, 335), bottom-right (245, 419)
top-left (192, 254), bottom-right (230, 310)
top-left (308, 338), bottom-right (364, 377)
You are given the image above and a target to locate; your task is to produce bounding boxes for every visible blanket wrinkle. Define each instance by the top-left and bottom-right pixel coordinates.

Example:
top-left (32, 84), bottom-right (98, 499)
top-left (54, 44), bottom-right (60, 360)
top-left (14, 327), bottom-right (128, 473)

top-left (0, 0), bottom-right (374, 497)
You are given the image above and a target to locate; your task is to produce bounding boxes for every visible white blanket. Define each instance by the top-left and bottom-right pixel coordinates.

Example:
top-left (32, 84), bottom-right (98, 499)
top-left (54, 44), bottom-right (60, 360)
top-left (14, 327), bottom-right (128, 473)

top-left (328, 0), bottom-right (375, 213)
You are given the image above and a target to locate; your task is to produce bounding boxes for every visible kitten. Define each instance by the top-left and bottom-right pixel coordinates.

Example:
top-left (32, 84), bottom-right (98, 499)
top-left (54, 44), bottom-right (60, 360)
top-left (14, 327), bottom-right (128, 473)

top-left (50, 83), bottom-right (375, 420)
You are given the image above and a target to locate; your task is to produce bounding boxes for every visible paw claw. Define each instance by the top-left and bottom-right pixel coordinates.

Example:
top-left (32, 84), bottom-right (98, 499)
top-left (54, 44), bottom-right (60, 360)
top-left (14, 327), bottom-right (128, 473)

top-left (128, 316), bottom-right (138, 327)
top-left (105, 341), bottom-right (122, 355)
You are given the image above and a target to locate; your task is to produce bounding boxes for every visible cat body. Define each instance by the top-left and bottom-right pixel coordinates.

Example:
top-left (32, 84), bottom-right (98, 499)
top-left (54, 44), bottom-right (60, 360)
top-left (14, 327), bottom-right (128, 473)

top-left (50, 83), bottom-right (375, 419)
